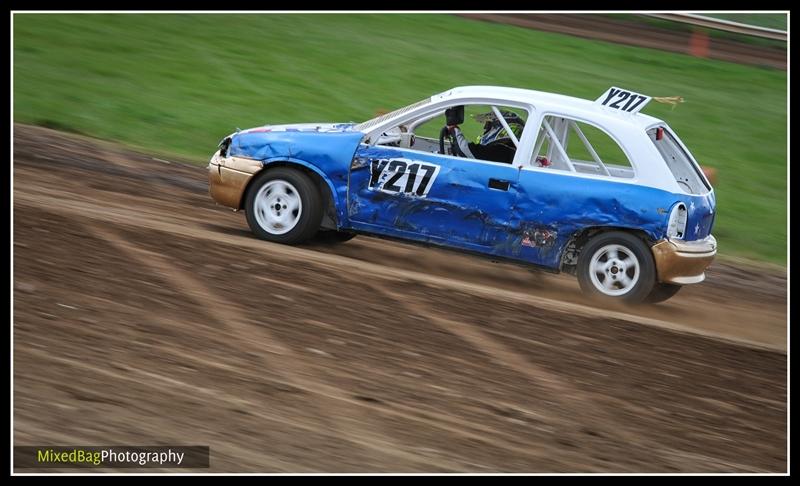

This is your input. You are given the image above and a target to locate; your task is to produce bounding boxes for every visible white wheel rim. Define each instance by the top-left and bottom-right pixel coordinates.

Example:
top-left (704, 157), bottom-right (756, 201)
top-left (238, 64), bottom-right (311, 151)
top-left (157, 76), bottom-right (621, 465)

top-left (253, 179), bottom-right (302, 235)
top-left (588, 244), bottom-right (640, 296)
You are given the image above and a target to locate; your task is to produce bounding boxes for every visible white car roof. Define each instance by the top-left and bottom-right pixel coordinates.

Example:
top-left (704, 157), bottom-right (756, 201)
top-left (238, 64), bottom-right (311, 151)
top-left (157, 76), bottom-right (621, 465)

top-left (353, 85), bottom-right (703, 195)
top-left (433, 85), bottom-right (664, 129)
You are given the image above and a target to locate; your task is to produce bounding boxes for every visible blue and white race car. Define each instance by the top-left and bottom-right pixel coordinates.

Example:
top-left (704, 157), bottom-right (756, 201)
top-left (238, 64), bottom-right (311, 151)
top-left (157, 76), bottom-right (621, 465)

top-left (208, 86), bottom-right (717, 304)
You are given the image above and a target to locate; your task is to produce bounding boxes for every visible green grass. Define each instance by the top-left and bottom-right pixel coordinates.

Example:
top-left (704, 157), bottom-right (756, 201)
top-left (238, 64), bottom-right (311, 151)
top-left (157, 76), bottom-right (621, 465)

top-left (13, 14), bottom-right (787, 264)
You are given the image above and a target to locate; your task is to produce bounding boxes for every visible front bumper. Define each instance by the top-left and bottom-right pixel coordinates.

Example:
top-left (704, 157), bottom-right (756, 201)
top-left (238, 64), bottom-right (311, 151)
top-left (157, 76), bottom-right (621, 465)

top-left (651, 235), bottom-right (717, 285)
top-left (208, 151), bottom-right (263, 209)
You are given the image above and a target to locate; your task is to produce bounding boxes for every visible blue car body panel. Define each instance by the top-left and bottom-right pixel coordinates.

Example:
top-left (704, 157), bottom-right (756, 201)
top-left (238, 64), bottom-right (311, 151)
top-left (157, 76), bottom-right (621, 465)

top-left (229, 129), bottom-right (364, 226)
top-left (348, 144), bottom-right (522, 258)
top-left (513, 170), bottom-right (715, 268)
top-left (226, 128), bottom-right (716, 270)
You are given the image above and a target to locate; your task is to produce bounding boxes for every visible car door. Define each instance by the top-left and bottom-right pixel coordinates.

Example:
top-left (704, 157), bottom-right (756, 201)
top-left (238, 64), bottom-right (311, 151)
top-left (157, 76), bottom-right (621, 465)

top-left (347, 143), bottom-right (521, 256)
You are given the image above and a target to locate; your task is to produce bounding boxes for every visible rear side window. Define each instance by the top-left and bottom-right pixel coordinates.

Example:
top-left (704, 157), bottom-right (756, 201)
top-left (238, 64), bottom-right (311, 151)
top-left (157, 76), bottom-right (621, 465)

top-left (531, 115), bottom-right (634, 179)
top-left (647, 126), bottom-right (710, 194)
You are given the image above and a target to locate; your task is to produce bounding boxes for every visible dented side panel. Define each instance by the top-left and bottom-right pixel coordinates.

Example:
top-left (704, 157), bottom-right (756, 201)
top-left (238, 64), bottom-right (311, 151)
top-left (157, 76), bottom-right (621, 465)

top-left (347, 148), bottom-right (716, 271)
top-left (514, 169), bottom-right (716, 268)
top-left (227, 129), bottom-right (365, 226)
top-left (348, 145), bottom-right (520, 255)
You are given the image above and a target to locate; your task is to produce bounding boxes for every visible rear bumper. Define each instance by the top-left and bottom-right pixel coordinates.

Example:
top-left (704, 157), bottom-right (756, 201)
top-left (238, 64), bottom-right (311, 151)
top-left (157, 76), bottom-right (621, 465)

top-left (651, 235), bottom-right (717, 285)
top-left (208, 151), bottom-right (262, 209)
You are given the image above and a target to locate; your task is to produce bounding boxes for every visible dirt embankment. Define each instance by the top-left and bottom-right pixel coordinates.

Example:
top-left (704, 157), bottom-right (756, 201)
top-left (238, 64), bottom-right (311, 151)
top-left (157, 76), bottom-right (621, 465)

top-left (460, 14), bottom-right (786, 70)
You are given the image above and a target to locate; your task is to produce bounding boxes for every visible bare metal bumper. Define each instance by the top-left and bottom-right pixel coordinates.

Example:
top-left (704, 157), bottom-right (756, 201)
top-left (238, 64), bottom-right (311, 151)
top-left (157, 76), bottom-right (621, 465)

top-left (651, 235), bottom-right (717, 285)
top-left (208, 151), bottom-right (262, 210)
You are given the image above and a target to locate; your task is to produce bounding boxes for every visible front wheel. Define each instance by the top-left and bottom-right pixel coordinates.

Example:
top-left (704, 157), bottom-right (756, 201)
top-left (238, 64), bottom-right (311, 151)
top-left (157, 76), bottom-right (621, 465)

top-left (577, 231), bottom-right (656, 304)
top-left (244, 168), bottom-right (323, 244)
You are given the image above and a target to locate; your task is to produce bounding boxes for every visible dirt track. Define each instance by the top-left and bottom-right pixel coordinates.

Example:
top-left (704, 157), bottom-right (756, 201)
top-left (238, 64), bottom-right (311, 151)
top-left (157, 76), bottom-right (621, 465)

top-left (460, 14), bottom-right (787, 70)
top-left (13, 125), bottom-right (787, 472)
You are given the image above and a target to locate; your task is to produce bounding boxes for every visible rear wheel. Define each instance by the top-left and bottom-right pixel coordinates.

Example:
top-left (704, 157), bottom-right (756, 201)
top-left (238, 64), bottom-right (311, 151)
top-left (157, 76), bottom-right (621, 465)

top-left (644, 283), bottom-right (682, 304)
top-left (245, 168), bottom-right (322, 244)
top-left (577, 231), bottom-right (656, 304)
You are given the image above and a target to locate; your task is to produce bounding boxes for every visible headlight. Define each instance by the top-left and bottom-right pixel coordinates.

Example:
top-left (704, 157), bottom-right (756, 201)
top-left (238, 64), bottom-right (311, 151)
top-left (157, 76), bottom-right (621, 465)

top-left (667, 202), bottom-right (687, 239)
top-left (218, 136), bottom-right (232, 157)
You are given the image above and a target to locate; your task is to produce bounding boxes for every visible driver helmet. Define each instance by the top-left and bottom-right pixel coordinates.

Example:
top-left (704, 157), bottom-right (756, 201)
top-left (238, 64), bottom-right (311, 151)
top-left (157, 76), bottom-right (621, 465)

top-left (472, 110), bottom-right (525, 145)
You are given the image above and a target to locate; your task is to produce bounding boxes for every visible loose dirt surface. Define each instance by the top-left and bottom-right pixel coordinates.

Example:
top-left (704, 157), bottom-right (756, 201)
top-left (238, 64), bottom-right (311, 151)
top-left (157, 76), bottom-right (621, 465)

top-left (13, 125), bottom-right (787, 472)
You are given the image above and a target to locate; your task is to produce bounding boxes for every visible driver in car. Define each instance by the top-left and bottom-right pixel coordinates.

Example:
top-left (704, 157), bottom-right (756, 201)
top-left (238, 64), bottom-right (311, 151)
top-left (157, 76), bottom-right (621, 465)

top-left (446, 109), bottom-right (525, 164)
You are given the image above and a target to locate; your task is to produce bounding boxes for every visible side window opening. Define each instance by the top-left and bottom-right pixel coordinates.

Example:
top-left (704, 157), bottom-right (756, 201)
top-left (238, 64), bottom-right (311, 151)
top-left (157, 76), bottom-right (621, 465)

top-left (376, 104), bottom-right (529, 165)
top-left (647, 126), bottom-right (710, 195)
top-left (531, 115), bottom-right (634, 179)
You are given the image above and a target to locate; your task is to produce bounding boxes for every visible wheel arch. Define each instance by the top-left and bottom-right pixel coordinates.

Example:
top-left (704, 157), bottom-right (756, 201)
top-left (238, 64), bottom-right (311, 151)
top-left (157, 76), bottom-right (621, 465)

top-left (240, 158), bottom-right (343, 230)
top-left (559, 225), bottom-right (657, 274)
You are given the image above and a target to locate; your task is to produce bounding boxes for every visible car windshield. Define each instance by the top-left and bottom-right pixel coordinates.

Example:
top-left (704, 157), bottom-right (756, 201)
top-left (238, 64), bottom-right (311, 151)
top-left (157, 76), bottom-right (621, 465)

top-left (353, 97), bottom-right (433, 133)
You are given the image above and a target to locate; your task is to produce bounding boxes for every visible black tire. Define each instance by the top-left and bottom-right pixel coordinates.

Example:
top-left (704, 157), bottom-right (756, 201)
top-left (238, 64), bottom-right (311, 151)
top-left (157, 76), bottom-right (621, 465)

top-left (244, 168), bottom-right (323, 244)
top-left (313, 230), bottom-right (357, 244)
top-left (644, 283), bottom-right (682, 304)
top-left (576, 231), bottom-right (657, 304)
